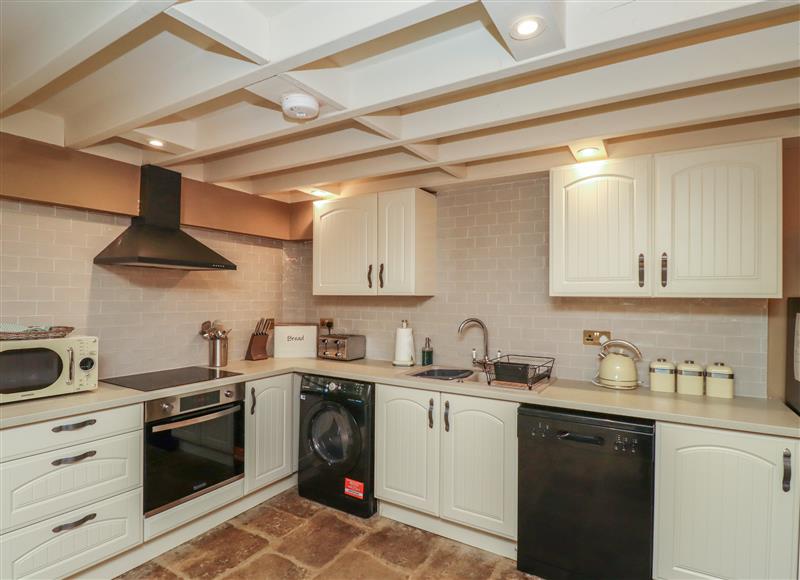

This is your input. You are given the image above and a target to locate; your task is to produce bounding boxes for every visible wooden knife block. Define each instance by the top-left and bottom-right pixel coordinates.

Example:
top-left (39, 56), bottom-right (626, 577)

top-left (245, 331), bottom-right (272, 361)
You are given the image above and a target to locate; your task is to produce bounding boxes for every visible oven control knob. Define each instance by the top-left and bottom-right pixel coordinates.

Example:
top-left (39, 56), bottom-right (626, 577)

top-left (328, 382), bottom-right (339, 391)
top-left (160, 402), bottom-right (173, 412)
top-left (223, 390), bottom-right (234, 398)
top-left (79, 357), bottom-right (95, 371)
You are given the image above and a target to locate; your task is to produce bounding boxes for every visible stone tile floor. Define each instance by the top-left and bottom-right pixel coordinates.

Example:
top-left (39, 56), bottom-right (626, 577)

top-left (118, 489), bottom-right (538, 580)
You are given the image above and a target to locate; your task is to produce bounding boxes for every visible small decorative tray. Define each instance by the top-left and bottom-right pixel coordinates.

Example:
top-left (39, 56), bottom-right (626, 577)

top-left (480, 354), bottom-right (555, 390)
top-left (0, 325), bottom-right (75, 341)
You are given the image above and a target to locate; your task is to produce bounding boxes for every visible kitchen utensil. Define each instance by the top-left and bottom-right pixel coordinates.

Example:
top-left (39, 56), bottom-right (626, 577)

top-left (209, 336), bottom-right (228, 367)
top-left (676, 360), bottom-right (704, 395)
top-left (393, 320), bottom-right (415, 367)
top-left (705, 362), bottom-right (734, 398)
top-left (595, 339), bottom-right (643, 389)
top-left (649, 358), bottom-right (676, 392)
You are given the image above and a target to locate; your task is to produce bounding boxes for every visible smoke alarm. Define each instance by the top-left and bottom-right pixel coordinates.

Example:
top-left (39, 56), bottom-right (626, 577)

top-left (281, 93), bottom-right (319, 120)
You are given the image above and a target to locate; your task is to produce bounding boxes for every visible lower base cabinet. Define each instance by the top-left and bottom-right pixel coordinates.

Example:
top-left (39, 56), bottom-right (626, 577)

top-left (655, 423), bottom-right (800, 580)
top-left (375, 384), bottom-right (518, 539)
top-left (0, 488), bottom-right (142, 580)
top-left (245, 375), bottom-right (294, 493)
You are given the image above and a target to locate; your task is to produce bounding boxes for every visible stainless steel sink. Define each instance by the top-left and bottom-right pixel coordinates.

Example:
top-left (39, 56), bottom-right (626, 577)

top-left (409, 368), bottom-right (475, 380)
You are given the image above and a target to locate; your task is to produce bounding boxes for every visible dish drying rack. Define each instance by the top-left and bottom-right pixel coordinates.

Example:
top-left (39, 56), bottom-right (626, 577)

top-left (479, 354), bottom-right (555, 390)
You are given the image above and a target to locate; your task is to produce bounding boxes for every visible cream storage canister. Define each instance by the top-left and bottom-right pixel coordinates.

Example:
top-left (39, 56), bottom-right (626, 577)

top-left (705, 362), bottom-right (734, 398)
top-left (649, 358), bottom-right (676, 392)
top-left (676, 360), bottom-right (704, 395)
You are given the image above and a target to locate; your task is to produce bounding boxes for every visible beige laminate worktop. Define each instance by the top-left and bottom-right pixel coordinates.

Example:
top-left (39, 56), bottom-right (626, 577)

top-left (1, 358), bottom-right (799, 438)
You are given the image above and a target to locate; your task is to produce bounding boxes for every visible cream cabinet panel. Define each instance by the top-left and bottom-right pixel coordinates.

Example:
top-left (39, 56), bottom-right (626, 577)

top-left (1, 431), bottom-right (141, 534)
top-left (313, 194), bottom-right (378, 295)
top-left (0, 488), bottom-right (142, 580)
top-left (654, 139), bottom-right (781, 297)
top-left (655, 423), bottom-right (800, 580)
top-left (375, 384), bottom-right (440, 515)
top-left (245, 375), bottom-right (293, 493)
top-left (550, 156), bottom-right (652, 296)
top-left (440, 394), bottom-right (518, 539)
top-left (377, 189), bottom-right (437, 295)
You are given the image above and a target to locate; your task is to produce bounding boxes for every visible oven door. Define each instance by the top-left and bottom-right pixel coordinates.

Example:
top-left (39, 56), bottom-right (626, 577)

top-left (144, 401), bottom-right (244, 516)
top-left (0, 341), bottom-right (70, 400)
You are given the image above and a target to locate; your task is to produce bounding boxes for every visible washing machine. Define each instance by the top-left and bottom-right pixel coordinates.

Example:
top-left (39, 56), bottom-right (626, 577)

top-left (298, 374), bottom-right (376, 518)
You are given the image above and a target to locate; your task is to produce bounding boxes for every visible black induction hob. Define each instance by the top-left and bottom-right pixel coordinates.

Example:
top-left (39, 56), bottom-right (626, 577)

top-left (103, 366), bottom-right (242, 391)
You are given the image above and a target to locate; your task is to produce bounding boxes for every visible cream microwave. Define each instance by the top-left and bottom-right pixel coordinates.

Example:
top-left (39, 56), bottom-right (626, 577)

top-left (0, 336), bottom-right (98, 404)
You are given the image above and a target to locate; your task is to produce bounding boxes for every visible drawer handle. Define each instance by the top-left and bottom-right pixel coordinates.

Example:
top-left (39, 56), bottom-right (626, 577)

top-left (428, 398), bottom-right (434, 429)
top-left (783, 448), bottom-right (792, 492)
top-left (367, 264), bottom-right (373, 289)
top-left (52, 450), bottom-right (97, 466)
top-left (638, 253), bottom-right (645, 288)
top-left (379, 263), bottom-right (385, 288)
top-left (444, 400), bottom-right (450, 432)
top-left (661, 252), bottom-right (668, 287)
top-left (52, 419), bottom-right (96, 433)
top-left (52, 512), bottom-right (96, 534)
top-left (251, 387), bottom-right (256, 415)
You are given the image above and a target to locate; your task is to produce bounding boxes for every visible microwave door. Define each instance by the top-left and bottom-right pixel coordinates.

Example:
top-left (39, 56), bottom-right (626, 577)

top-left (0, 344), bottom-right (72, 396)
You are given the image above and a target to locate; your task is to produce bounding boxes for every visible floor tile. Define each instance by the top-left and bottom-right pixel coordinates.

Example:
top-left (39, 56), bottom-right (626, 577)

top-left (491, 558), bottom-right (540, 580)
top-left (233, 504), bottom-right (306, 538)
top-left (314, 551), bottom-right (408, 580)
top-left (116, 561), bottom-right (180, 580)
top-left (157, 523), bottom-right (268, 579)
top-left (221, 551), bottom-right (309, 580)
top-left (275, 511), bottom-right (367, 568)
top-left (270, 489), bottom-right (325, 519)
top-left (412, 540), bottom-right (501, 580)
top-left (356, 520), bottom-right (440, 571)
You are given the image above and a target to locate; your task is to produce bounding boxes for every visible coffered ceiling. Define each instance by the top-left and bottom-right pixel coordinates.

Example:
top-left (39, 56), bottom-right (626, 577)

top-left (2, 1), bottom-right (799, 202)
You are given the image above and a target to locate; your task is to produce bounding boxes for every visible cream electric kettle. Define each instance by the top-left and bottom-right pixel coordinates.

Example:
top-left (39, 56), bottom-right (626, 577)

top-left (594, 339), bottom-right (644, 390)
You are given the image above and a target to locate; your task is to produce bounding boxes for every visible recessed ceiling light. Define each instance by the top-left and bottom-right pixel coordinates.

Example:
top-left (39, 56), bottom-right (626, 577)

top-left (510, 16), bottom-right (544, 40)
top-left (148, 139), bottom-right (164, 148)
top-left (577, 146), bottom-right (600, 159)
top-left (309, 189), bottom-right (337, 199)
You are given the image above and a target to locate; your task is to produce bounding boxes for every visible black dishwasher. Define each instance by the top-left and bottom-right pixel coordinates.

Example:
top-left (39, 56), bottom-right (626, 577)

top-left (517, 405), bottom-right (654, 580)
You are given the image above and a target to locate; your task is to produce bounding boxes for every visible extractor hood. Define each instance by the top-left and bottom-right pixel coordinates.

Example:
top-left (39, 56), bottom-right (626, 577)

top-left (94, 165), bottom-right (236, 270)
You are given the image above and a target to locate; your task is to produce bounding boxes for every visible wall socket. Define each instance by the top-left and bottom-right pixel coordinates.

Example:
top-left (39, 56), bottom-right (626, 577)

top-left (319, 318), bottom-right (334, 331)
top-left (583, 330), bottom-right (611, 345)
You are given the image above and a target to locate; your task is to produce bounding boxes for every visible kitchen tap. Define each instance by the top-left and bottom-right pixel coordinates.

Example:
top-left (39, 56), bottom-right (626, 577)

top-left (458, 317), bottom-right (490, 366)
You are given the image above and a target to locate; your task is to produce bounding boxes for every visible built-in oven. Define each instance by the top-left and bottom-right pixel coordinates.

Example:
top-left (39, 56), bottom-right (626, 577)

top-left (144, 383), bottom-right (245, 517)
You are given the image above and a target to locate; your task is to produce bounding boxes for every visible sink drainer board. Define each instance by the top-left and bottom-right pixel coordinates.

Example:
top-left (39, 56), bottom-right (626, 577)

top-left (481, 355), bottom-right (555, 389)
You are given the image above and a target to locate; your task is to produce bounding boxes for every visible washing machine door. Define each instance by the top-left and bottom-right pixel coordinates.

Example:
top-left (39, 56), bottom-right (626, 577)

top-left (304, 401), bottom-right (362, 473)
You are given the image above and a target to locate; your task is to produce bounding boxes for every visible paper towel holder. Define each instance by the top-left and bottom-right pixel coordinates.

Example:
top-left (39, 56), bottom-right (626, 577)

top-left (393, 319), bottom-right (416, 367)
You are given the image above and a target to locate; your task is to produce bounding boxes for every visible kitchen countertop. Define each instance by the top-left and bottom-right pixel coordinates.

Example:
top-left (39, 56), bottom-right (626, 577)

top-left (1, 358), bottom-right (799, 438)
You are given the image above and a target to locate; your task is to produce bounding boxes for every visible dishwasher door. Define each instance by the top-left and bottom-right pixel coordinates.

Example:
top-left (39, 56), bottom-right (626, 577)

top-left (517, 405), bottom-right (654, 580)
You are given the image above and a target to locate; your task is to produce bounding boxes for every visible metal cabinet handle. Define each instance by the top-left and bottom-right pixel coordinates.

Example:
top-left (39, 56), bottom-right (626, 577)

top-left (52, 450), bottom-right (96, 466)
top-left (52, 513), bottom-right (96, 533)
top-left (153, 406), bottom-right (239, 432)
top-left (251, 387), bottom-right (256, 415)
top-left (67, 347), bottom-right (75, 385)
top-left (557, 431), bottom-right (604, 446)
top-left (379, 263), bottom-right (385, 288)
top-left (428, 398), bottom-right (434, 429)
top-left (52, 419), bottom-right (96, 433)
top-left (783, 449), bottom-right (792, 492)
top-left (444, 400), bottom-right (450, 432)
top-left (661, 252), bottom-right (668, 287)
top-left (367, 264), bottom-right (373, 288)
top-left (638, 254), bottom-right (645, 288)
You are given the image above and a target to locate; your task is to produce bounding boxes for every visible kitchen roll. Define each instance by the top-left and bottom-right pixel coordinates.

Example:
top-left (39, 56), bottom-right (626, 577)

top-left (393, 327), bottom-right (415, 366)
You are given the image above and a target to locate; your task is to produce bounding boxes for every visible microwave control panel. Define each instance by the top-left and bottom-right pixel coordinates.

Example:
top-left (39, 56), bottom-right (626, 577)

top-left (74, 337), bottom-right (99, 391)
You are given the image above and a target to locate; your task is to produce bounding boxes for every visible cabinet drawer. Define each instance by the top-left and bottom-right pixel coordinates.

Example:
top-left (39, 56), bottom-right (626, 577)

top-left (0, 488), bottom-right (142, 580)
top-left (1, 431), bottom-right (142, 533)
top-left (1, 404), bottom-right (142, 462)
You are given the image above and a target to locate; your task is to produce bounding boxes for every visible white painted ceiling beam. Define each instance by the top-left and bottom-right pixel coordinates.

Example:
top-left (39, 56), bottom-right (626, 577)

top-left (61, 0), bottom-right (474, 149)
top-left (244, 77), bottom-right (800, 192)
top-left (200, 22), bottom-right (800, 181)
top-left (354, 114), bottom-right (403, 139)
top-left (165, 1), bottom-right (271, 65)
top-left (120, 129), bottom-right (194, 155)
top-left (0, 0), bottom-right (174, 114)
top-left (438, 164), bottom-right (467, 178)
top-left (403, 142), bottom-right (439, 162)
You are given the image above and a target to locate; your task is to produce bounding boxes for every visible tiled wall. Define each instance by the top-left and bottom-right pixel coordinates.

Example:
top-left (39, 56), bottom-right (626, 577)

top-left (282, 175), bottom-right (769, 398)
top-left (1, 173), bottom-right (769, 396)
top-left (1, 199), bottom-right (283, 377)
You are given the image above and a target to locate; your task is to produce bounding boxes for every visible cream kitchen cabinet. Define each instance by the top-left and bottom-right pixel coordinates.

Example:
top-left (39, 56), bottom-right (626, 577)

top-left (375, 385), bottom-right (518, 539)
top-left (313, 188), bottom-right (436, 296)
top-left (549, 139), bottom-right (781, 298)
top-left (550, 156), bottom-right (653, 296)
top-left (655, 422), bottom-right (800, 580)
top-left (245, 375), bottom-right (293, 493)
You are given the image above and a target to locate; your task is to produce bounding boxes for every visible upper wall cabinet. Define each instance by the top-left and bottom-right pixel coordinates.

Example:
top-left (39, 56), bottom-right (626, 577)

top-left (313, 189), bottom-right (436, 296)
top-left (550, 156), bottom-right (652, 296)
top-left (550, 139), bottom-right (782, 298)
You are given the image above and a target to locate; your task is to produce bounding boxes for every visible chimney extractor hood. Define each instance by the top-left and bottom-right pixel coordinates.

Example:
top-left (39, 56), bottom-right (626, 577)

top-left (94, 165), bottom-right (236, 271)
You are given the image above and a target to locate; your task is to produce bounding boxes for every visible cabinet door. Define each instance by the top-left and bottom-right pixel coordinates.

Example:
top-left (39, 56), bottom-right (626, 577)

top-left (550, 156), bottom-right (652, 296)
top-left (440, 394), bottom-right (518, 538)
top-left (654, 139), bottom-right (781, 297)
top-left (655, 423), bottom-right (800, 580)
top-left (245, 375), bottom-right (293, 493)
top-left (313, 194), bottom-right (378, 295)
top-left (375, 384), bottom-right (439, 515)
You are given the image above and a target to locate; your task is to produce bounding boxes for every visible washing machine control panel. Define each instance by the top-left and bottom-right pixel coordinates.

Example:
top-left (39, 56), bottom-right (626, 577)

top-left (300, 375), bottom-right (371, 399)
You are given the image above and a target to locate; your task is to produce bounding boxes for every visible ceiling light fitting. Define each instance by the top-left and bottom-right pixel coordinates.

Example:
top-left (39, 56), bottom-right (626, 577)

top-left (282, 93), bottom-right (320, 120)
top-left (309, 189), bottom-right (337, 199)
top-left (148, 139), bottom-right (164, 148)
top-left (510, 16), bottom-right (544, 40)
top-left (577, 147), bottom-right (600, 159)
